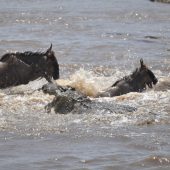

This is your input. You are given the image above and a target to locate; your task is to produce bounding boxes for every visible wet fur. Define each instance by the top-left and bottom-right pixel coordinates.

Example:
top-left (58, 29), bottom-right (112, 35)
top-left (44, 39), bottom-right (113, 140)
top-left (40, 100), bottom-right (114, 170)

top-left (0, 44), bottom-right (59, 88)
top-left (96, 59), bottom-right (158, 97)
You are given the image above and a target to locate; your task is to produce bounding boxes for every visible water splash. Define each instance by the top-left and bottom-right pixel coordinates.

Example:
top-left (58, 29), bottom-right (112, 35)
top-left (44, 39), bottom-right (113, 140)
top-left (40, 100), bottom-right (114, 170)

top-left (57, 68), bottom-right (125, 97)
top-left (57, 68), bottom-right (100, 96)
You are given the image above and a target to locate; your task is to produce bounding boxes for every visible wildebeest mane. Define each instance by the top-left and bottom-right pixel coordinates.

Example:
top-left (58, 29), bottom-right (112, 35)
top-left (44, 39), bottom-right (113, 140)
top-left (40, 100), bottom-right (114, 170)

top-left (1, 51), bottom-right (47, 65)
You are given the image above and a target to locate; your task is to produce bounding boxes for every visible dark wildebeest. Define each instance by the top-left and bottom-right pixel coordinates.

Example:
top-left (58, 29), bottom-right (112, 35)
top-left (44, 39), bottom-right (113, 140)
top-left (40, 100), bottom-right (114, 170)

top-left (96, 59), bottom-right (158, 97)
top-left (0, 44), bottom-right (59, 88)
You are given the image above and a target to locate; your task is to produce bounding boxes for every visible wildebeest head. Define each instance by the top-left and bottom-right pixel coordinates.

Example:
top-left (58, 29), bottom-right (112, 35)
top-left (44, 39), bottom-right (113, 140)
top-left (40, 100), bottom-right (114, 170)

top-left (137, 59), bottom-right (158, 89)
top-left (44, 44), bottom-right (59, 80)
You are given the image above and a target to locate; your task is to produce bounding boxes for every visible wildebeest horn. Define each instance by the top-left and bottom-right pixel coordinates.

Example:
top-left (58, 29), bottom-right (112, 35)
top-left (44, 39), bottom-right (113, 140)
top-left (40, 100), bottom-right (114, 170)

top-left (46, 43), bottom-right (52, 54)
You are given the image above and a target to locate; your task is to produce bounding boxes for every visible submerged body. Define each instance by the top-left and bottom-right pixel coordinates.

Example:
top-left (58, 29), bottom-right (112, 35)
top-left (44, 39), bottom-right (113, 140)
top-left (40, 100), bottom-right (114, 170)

top-left (96, 59), bottom-right (158, 97)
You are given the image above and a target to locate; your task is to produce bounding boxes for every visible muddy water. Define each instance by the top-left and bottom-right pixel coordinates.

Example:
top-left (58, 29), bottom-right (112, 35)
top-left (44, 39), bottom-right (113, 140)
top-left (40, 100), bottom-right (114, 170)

top-left (0, 0), bottom-right (170, 169)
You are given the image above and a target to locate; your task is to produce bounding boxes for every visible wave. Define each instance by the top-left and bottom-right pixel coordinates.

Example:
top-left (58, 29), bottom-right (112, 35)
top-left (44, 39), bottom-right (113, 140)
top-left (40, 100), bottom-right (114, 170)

top-left (0, 68), bottom-right (169, 136)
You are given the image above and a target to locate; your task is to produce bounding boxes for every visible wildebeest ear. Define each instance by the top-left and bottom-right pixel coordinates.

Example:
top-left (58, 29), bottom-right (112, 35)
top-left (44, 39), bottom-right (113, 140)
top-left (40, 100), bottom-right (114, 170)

top-left (140, 58), bottom-right (146, 69)
top-left (140, 59), bottom-right (144, 66)
top-left (46, 43), bottom-right (52, 54)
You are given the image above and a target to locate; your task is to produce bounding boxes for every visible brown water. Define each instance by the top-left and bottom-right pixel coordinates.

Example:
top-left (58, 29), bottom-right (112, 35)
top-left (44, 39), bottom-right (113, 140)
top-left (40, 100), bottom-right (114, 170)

top-left (0, 0), bottom-right (170, 169)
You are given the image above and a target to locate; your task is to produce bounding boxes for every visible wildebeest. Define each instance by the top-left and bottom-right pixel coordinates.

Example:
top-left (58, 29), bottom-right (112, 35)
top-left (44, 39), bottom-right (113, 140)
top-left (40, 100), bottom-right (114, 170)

top-left (0, 44), bottom-right (59, 88)
top-left (96, 59), bottom-right (158, 97)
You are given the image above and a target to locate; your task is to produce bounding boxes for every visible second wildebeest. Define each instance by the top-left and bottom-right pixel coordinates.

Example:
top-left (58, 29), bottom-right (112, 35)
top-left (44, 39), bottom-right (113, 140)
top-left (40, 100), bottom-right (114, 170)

top-left (96, 59), bottom-right (158, 97)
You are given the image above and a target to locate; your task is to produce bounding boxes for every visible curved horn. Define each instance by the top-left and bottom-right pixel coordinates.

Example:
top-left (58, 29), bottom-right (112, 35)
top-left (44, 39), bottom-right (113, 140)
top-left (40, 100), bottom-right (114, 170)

top-left (46, 43), bottom-right (52, 53)
top-left (48, 43), bottom-right (52, 51)
top-left (49, 43), bottom-right (52, 51)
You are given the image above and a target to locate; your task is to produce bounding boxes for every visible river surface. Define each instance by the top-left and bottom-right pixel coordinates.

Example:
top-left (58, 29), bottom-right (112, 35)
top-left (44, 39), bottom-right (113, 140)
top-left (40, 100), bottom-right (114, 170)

top-left (0, 0), bottom-right (170, 169)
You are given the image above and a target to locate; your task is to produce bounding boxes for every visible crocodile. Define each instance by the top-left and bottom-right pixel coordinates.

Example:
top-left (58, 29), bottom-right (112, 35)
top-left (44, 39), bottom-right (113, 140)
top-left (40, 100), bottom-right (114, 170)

top-left (42, 83), bottom-right (136, 114)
